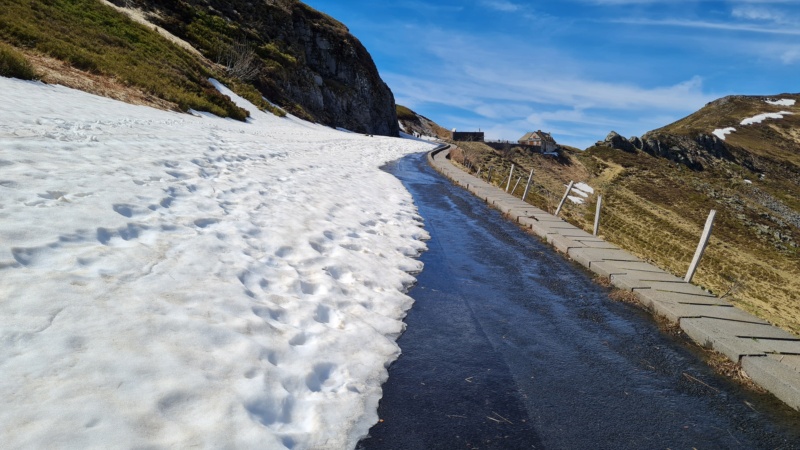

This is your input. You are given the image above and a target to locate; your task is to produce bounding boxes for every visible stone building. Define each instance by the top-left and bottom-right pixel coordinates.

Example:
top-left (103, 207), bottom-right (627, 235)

top-left (518, 130), bottom-right (558, 152)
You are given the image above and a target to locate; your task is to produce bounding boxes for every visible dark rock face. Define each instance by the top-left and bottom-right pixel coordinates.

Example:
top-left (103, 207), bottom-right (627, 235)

top-left (638, 132), bottom-right (737, 171)
top-left (273, 4), bottom-right (398, 135)
top-left (604, 131), bottom-right (636, 153)
top-left (122, 0), bottom-right (398, 136)
top-left (599, 129), bottom-right (737, 171)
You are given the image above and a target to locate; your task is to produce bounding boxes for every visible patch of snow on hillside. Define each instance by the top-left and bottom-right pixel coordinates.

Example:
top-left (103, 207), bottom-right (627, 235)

top-left (567, 195), bottom-right (585, 204)
top-left (570, 187), bottom-right (589, 198)
top-left (765, 99), bottom-right (796, 107)
top-left (0, 77), bottom-right (434, 449)
top-left (740, 111), bottom-right (794, 126)
top-left (573, 182), bottom-right (594, 195)
top-left (713, 127), bottom-right (736, 140)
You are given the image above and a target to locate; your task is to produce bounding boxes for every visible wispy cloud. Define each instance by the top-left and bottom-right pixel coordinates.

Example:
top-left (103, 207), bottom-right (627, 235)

top-left (611, 18), bottom-right (800, 35)
top-left (302, 0), bottom-right (797, 147)
top-left (572, 0), bottom-right (700, 4)
top-left (781, 48), bottom-right (800, 64)
top-left (731, 4), bottom-right (799, 25)
top-left (386, 27), bottom-right (716, 147)
top-left (732, 6), bottom-right (782, 21)
top-left (479, 0), bottom-right (524, 12)
top-left (392, 1), bottom-right (464, 13)
top-left (577, 0), bottom-right (798, 3)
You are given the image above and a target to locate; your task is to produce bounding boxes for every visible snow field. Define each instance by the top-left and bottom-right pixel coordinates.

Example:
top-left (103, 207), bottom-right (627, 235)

top-left (740, 111), bottom-right (794, 126)
top-left (765, 98), bottom-right (796, 107)
top-left (568, 182), bottom-right (594, 204)
top-left (712, 127), bottom-right (736, 140)
top-left (711, 98), bottom-right (796, 140)
top-left (0, 78), bottom-right (433, 449)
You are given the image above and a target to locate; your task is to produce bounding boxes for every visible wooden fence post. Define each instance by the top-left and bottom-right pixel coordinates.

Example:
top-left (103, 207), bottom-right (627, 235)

top-left (555, 181), bottom-right (574, 216)
top-left (522, 169), bottom-right (534, 201)
top-left (593, 195), bottom-right (602, 236)
top-left (505, 164), bottom-right (515, 192)
top-left (685, 210), bottom-right (717, 283)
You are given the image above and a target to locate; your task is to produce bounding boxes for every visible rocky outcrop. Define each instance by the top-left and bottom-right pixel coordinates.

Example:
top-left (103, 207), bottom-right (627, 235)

top-left (639, 132), bottom-right (738, 171)
top-left (117, 0), bottom-right (398, 136)
top-left (601, 131), bottom-right (636, 153)
top-left (598, 130), bottom-right (737, 171)
top-left (269, 4), bottom-right (398, 135)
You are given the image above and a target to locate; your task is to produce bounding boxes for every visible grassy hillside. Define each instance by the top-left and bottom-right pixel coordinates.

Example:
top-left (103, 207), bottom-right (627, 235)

top-left (0, 0), bottom-right (271, 119)
top-left (449, 118), bottom-right (800, 336)
top-left (654, 94), bottom-right (800, 166)
top-left (123, 0), bottom-right (397, 135)
top-left (396, 104), bottom-right (452, 139)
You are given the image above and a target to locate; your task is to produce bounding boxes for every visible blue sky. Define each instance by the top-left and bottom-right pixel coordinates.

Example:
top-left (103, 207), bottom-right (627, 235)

top-left (302, 0), bottom-right (800, 148)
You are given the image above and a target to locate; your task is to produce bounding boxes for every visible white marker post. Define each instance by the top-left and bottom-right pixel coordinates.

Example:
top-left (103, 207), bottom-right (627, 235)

top-left (505, 164), bottom-right (515, 192)
top-left (511, 176), bottom-right (522, 194)
top-left (685, 210), bottom-right (717, 283)
top-left (554, 181), bottom-right (574, 216)
top-left (522, 169), bottom-right (534, 202)
top-left (593, 195), bottom-right (603, 236)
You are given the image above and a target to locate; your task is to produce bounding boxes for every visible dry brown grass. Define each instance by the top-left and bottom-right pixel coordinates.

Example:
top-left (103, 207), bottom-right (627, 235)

top-left (447, 140), bottom-right (800, 338)
top-left (604, 284), bottom-right (764, 392)
top-left (705, 351), bottom-right (765, 392)
top-left (593, 276), bottom-right (612, 288)
top-left (608, 288), bottom-right (641, 305)
top-left (28, 53), bottom-right (177, 111)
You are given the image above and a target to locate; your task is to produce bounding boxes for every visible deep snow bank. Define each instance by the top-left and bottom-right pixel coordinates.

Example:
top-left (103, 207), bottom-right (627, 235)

top-left (0, 77), bottom-right (433, 449)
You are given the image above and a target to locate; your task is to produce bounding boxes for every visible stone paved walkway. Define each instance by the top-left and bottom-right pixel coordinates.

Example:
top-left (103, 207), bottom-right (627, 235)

top-left (428, 145), bottom-right (800, 411)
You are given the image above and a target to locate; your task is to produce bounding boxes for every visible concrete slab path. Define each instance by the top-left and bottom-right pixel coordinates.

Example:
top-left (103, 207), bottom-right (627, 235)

top-left (428, 145), bottom-right (800, 412)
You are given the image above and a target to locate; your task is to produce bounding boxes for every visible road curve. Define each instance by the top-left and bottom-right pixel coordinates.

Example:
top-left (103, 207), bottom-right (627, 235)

top-left (357, 152), bottom-right (800, 449)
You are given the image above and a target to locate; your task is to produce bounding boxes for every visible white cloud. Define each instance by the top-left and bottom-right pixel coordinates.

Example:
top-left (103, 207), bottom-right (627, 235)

top-left (526, 108), bottom-right (617, 128)
top-left (474, 103), bottom-right (534, 119)
top-left (480, 0), bottom-right (523, 12)
top-left (577, 0), bottom-right (798, 3)
top-left (611, 18), bottom-right (800, 35)
top-left (781, 48), bottom-right (800, 64)
top-left (732, 6), bottom-right (782, 21)
top-left (731, 5), bottom-right (799, 25)
top-left (394, 1), bottom-right (464, 13)
top-left (576, 0), bottom-right (681, 3)
top-left (384, 27), bottom-right (716, 148)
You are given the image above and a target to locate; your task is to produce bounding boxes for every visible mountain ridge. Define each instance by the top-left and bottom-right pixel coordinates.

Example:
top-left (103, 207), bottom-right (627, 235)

top-left (109, 0), bottom-right (400, 136)
top-left (0, 0), bottom-right (398, 135)
top-left (443, 92), bottom-right (800, 336)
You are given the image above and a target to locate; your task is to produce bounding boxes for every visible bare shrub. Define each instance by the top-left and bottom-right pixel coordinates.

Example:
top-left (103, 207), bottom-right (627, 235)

top-left (215, 39), bottom-right (260, 81)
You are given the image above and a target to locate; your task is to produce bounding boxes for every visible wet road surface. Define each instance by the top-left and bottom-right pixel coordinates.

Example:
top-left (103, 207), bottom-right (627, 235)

top-left (358, 153), bottom-right (800, 449)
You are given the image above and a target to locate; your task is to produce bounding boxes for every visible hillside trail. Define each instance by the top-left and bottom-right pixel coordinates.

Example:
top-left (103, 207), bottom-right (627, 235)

top-left (358, 151), bottom-right (800, 449)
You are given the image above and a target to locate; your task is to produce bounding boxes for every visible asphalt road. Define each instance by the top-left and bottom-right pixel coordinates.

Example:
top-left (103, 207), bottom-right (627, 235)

top-left (357, 152), bottom-right (800, 450)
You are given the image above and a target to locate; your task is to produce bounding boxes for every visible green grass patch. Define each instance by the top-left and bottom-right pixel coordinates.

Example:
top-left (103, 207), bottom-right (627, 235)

top-left (396, 104), bottom-right (418, 122)
top-left (0, 0), bottom-right (249, 119)
top-left (225, 79), bottom-right (286, 117)
top-left (0, 42), bottom-right (36, 80)
top-left (259, 42), bottom-right (297, 67)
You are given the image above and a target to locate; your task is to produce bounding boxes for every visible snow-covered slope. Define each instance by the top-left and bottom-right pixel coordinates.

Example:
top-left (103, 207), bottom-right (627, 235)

top-left (0, 77), bottom-right (433, 449)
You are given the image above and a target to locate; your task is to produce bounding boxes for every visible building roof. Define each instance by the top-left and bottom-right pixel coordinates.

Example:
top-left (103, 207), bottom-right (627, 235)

top-left (518, 130), bottom-right (556, 144)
